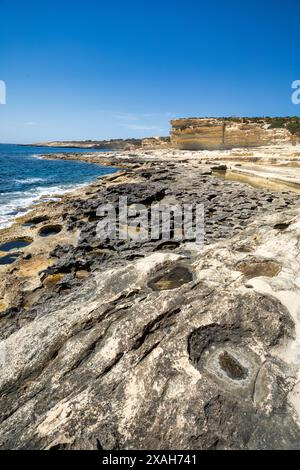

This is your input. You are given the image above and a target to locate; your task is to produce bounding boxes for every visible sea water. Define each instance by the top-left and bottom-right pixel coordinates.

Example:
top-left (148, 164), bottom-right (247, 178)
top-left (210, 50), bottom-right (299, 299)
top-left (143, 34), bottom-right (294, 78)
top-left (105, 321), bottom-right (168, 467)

top-left (0, 144), bottom-right (118, 228)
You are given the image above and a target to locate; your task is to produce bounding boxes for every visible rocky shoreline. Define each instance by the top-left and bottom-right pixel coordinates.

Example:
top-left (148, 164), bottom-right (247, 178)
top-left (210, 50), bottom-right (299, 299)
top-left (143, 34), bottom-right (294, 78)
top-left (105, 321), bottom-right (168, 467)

top-left (1, 147), bottom-right (300, 449)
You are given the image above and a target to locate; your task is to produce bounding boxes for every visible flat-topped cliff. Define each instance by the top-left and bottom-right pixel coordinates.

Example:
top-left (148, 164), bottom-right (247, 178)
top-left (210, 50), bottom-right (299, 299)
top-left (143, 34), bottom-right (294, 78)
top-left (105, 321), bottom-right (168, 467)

top-left (171, 117), bottom-right (300, 150)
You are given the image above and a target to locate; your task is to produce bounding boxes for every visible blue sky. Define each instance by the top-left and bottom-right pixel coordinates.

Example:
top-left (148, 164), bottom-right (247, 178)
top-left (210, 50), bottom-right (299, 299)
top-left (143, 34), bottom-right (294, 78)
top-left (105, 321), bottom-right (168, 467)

top-left (0, 0), bottom-right (299, 143)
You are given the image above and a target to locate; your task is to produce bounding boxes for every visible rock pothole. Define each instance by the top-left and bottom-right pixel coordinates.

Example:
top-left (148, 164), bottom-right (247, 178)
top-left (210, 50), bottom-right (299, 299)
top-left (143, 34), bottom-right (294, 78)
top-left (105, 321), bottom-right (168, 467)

top-left (22, 215), bottom-right (49, 227)
top-left (188, 324), bottom-right (259, 392)
top-left (0, 238), bottom-right (32, 252)
top-left (147, 265), bottom-right (193, 291)
top-left (0, 252), bottom-right (21, 265)
top-left (42, 273), bottom-right (65, 288)
top-left (273, 222), bottom-right (290, 230)
top-left (218, 351), bottom-right (248, 380)
top-left (39, 225), bottom-right (62, 237)
top-left (236, 258), bottom-right (281, 278)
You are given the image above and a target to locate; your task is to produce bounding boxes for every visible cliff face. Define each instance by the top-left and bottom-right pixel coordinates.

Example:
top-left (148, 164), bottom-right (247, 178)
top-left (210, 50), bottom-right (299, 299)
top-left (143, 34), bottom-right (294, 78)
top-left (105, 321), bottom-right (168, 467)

top-left (170, 118), bottom-right (296, 150)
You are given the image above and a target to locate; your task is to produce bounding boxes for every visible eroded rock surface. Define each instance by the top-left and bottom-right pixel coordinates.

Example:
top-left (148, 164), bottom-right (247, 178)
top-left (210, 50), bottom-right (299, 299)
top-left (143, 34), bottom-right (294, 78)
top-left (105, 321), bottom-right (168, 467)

top-left (1, 150), bottom-right (300, 449)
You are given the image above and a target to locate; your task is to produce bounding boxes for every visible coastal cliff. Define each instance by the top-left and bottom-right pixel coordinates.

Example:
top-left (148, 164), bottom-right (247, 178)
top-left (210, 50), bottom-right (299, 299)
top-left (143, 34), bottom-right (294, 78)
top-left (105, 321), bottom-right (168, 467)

top-left (171, 117), bottom-right (300, 150)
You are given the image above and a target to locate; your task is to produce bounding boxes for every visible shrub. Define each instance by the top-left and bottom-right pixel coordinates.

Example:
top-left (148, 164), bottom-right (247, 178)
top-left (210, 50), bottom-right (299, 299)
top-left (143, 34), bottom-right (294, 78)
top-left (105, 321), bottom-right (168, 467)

top-left (286, 122), bottom-right (300, 136)
top-left (267, 118), bottom-right (287, 129)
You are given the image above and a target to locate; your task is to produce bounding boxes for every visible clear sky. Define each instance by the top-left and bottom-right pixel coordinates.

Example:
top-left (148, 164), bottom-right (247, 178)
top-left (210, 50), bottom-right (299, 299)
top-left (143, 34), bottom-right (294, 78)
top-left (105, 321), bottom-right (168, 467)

top-left (0, 0), bottom-right (299, 143)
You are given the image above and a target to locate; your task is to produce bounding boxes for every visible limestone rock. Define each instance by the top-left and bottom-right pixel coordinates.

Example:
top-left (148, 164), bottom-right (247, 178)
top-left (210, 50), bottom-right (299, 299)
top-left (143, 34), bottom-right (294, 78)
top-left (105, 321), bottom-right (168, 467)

top-left (171, 118), bottom-right (295, 150)
top-left (1, 208), bottom-right (300, 449)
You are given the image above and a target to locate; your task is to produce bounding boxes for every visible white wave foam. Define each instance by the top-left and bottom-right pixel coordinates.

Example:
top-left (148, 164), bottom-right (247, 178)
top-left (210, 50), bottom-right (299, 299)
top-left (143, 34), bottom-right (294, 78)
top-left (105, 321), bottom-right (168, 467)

top-left (14, 177), bottom-right (47, 184)
top-left (0, 182), bottom-right (88, 229)
top-left (32, 154), bottom-right (45, 160)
